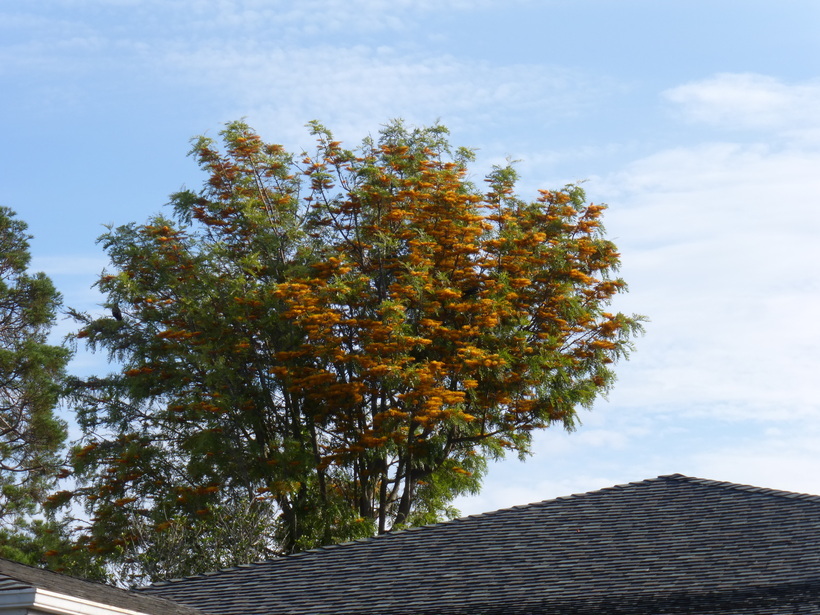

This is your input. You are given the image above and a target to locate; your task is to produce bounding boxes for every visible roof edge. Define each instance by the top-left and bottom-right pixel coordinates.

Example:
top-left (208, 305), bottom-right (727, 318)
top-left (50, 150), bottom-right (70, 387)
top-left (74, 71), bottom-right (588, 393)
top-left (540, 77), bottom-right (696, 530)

top-left (0, 586), bottom-right (159, 615)
top-left (0, 559), bottom-right (204, 615)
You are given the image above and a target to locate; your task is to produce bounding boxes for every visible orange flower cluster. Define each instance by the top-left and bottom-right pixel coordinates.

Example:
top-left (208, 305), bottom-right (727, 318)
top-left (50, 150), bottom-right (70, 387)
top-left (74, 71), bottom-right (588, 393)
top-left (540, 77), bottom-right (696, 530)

top-left (67, 120), bottom-right (642, 560)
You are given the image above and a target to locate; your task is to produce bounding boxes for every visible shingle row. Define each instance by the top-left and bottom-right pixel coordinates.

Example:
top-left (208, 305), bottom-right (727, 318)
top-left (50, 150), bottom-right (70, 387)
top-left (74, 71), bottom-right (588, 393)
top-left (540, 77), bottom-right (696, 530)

top-left (141, 474), bottom-right (820, 615)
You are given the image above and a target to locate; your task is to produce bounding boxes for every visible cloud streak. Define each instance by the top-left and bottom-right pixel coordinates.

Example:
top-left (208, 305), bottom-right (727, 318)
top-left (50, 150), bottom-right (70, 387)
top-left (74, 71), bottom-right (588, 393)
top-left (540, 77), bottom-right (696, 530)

top-left (592, 101), bottom-right (820, 423)
top-left (664, 73), bottom-right (820, 142)
top-left (158, 44), bottom-right (597, 145)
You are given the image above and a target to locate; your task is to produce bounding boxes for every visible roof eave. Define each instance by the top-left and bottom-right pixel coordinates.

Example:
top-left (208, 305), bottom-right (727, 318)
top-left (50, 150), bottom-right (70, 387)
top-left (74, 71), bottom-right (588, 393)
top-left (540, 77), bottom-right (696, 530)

top-left (0, 588), bottom-right (157, 615)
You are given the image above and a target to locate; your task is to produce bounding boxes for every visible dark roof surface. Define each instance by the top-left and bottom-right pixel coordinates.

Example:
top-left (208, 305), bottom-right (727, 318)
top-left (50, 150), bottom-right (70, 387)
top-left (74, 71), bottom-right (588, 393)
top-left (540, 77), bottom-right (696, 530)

top-left (0, 558), bottom-right (204, 615)
top-left (141, 474), bottom-right (820, 615)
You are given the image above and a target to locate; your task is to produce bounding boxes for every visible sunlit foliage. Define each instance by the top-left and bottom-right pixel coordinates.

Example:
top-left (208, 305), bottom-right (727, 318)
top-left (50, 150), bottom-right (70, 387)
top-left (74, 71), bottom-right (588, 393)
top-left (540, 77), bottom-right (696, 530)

top-left (61, 120), bottom-right (643, 584)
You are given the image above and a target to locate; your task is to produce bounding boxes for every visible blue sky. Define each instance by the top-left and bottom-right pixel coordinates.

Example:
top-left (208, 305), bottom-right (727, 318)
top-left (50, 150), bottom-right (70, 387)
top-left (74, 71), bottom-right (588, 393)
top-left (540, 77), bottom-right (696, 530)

top-left (3, 0), bottom-right (820, 515)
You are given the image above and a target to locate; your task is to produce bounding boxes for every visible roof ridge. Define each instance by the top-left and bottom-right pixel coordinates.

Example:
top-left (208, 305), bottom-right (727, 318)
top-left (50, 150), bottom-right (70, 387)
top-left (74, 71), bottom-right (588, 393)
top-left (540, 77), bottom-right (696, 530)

top-left (659, 473), bottom-right (820, 502)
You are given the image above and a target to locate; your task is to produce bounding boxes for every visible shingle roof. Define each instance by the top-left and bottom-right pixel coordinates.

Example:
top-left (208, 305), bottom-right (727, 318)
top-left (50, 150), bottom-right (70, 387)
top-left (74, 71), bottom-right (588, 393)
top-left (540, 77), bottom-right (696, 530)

top-left (0, 558), bottom-right (204, 615)
top-left (141, 474), bottom-right (820, 615)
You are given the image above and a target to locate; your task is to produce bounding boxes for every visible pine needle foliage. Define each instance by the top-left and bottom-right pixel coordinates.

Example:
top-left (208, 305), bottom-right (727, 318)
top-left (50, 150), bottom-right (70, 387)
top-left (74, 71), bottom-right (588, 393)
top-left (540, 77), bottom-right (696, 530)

top-left (0, 207), bottom-right (69, 525)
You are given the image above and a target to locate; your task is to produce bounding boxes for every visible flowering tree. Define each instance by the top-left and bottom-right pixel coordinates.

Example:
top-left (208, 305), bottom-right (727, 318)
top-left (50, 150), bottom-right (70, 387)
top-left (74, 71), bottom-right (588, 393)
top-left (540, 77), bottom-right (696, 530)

top-left (62, 120), bottom-right (642, 583)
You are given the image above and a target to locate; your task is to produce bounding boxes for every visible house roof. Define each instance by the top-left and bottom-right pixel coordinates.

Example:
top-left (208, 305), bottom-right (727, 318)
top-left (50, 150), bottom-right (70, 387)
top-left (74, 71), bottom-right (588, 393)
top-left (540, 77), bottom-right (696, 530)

top-left (0, 558), bottom-right (204, 615)
top-left (141, 474), bottom-right (820, 615)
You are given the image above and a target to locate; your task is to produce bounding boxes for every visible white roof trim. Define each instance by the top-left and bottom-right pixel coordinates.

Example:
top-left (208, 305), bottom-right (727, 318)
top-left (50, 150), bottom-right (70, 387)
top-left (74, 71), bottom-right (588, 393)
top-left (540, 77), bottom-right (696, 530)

top-left (0, 588), bottom-right (153, 615)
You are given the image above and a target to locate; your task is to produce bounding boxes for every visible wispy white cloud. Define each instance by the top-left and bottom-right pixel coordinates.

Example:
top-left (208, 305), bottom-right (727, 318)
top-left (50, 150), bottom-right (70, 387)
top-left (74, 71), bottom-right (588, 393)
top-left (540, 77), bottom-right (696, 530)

top-left (664, 73), bottom-right (820, 143)
top-left (158, 43), bottom-right (599, 147)
top-left (594, 128), bottom-right (820, 422)
top-left (7, 0), bottom-right (536, 44)
top-left (2, 1), bottom-right (598, 141)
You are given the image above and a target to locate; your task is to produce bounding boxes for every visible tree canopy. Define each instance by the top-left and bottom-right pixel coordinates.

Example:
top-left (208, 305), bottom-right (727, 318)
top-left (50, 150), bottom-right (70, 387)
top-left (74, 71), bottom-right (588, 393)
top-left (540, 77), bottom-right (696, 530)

top-left (0, 207), bottom-right (70, 558)
top-left (62, 120), bottom-right (643, 584)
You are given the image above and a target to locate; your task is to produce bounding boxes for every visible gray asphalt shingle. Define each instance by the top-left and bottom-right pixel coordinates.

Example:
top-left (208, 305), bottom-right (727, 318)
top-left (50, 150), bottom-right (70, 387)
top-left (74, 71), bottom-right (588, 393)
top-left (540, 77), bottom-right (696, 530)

top-left (140, 474), bottom-right (820, 614)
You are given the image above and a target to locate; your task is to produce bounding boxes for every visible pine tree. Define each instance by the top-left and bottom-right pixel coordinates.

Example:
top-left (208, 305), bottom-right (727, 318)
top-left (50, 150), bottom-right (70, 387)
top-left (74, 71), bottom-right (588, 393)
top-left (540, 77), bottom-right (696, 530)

top-left (0, 206), bottom-right (70, 545)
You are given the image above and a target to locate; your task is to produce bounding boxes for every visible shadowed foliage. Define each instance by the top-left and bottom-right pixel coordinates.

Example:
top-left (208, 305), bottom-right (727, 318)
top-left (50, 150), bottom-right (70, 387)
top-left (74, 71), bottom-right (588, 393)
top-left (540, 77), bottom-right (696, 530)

top-left (0, 207), bottom-right (69, 526)
top-left (0, 207), bottom-right (91, 575)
